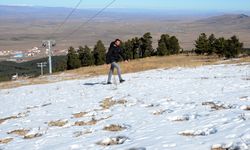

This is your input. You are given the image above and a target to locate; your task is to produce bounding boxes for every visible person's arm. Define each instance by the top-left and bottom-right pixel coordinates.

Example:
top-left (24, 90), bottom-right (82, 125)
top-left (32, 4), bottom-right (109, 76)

top-left (119, 48), bottom-right (128, 61)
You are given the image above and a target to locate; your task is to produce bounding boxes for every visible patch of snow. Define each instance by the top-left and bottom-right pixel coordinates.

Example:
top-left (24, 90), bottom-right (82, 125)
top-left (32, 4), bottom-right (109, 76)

top-left (0, 63), bottom-right (249, 149)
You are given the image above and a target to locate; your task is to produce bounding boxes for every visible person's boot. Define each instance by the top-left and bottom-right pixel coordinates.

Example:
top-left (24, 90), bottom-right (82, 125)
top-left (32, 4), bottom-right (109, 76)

top-left (120, 79), bottom-right (125, 83)
top-left (107, 81), bottom-right (112, 84)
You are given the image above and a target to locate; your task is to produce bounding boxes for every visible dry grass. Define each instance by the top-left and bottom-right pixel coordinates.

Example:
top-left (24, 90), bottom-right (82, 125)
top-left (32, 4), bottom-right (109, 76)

top-left (0, 55), bottom-right (249, 90)
top-left (103, 124), bottom-right (127, 132)
top-left (74, 118), bottom-right (98, 126)
top-left (72, 112), bottom-right (88, 118)
top-left (7, 129), bottom-right (30, 136)
top-left (69, 55), bottom-right (220, 76)
top-left (220, 56), bottom-right (250, 64)
top-left (48, 120), bottom-right (68, 127)
top-left (100, 97), bottom-right (127, 109)
top-left (0, 138), bottom-right (13, 144)
top-left (75, 116), bottom-right (112, 126)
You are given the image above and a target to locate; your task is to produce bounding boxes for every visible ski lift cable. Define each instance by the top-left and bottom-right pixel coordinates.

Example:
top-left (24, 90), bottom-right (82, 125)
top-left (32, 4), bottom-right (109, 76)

top-left (60, 0), bottom-right (117, 42)
top-left (48, 0), bottom-right (83, 39)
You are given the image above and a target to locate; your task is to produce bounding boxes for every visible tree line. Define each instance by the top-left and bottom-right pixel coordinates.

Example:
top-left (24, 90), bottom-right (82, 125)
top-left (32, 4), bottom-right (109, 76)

top-left (0, 32), bottom-right (246, 82)
top-left (67, 32), bottom-right (245, 70)
top-left (67, 32), bottom-right (181, 70)
top-left (194, 33), bottom-right (243, 58)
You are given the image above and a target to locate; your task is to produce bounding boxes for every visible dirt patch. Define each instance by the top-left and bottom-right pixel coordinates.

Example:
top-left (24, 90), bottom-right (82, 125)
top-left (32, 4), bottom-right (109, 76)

top-left (24, 133), bottom-right (43, 139)
top-left (103, 124), bottom-right (127, 132)
top-left (202, 101), bottom-right (232, 110)
top-left (100, 97), bottom-right (127, 109)
top-left (0, 116), bottom-right (17, 125)
top-left (48, 120), bottom-right (68, 127)
top-left (72, 112), bottom-right (88, 118)
top-left (0, 138), bottom-right (13, 144)
top-left (0, 111), bottom-right (30, 125)
top-left (7, 129), bottom-right (30, 136)
top-left (211, 143), bottom-right (240, 150)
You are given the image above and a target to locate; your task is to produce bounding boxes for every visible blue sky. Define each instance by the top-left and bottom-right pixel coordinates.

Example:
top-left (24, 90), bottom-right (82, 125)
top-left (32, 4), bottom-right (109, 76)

top-left (1, 0), bottom-right (250, 11)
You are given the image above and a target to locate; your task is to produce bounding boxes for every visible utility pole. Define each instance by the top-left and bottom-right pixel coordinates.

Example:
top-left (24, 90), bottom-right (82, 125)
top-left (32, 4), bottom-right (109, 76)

top-left (42, 40), bottom-right (56, 74)
top-left (37, 62), bottom-right (47, 76)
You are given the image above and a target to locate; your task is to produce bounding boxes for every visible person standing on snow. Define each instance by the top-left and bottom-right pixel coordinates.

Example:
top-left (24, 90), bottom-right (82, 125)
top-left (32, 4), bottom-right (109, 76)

top-left (106, 39), bottom-right (127, 84)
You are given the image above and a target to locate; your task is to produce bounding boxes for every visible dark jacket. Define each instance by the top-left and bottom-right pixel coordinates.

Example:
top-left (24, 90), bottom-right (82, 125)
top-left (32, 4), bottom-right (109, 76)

top-left (106, 42), bottom-right (125, 64)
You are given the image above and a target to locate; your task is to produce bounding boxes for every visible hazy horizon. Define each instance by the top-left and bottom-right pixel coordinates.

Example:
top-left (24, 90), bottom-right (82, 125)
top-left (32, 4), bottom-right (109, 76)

top-left (0, 0), bottom-right (250, 11)
top-left (1, 4), bottom-right (250, 17)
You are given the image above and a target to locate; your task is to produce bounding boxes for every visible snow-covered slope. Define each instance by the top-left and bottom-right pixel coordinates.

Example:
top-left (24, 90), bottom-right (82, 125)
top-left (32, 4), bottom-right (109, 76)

top-left (0, 63), bottom-right (250, 150)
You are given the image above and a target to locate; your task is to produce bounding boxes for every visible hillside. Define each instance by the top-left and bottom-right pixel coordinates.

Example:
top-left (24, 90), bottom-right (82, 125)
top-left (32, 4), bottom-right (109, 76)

top-left (0, 56), bottom-right (67, 82)
top-left (1, 55), bottom-right (250, 90)
top-left (196, 14), bottom-right (250, 29)
top-left (0, 62), bottom-right (249, 149)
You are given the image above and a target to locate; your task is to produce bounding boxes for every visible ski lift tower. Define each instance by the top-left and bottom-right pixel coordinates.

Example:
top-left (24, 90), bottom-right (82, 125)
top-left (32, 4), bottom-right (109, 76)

top-left (37, 62), bottom-right (47, 76)
top-left (42, 40), bottom-right (56, 74)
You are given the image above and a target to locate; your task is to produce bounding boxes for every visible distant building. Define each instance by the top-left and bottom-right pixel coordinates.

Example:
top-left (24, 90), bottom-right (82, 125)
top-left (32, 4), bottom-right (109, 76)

top-left (9, 52), bottom-right (25, 62)
top-left (0, 51), bottom-right (4, 56)
top-left (13, 53), bottom-right (24, 58)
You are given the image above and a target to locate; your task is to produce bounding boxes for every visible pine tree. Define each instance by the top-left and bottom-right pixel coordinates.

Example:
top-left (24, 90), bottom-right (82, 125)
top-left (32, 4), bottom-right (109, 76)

top-left (207, 34), bottom-right (216, 55)
top-left (195, 33), bottom-right (209, 55)
top-left (131, 37), bottom-right (140, 59)
top-left (224, 35), bottom-right (243, 58)
top-left (93, 40), bottom-right (106, 65)
top-left (214, 37), bottom-right (226, 57)
top-left (79, 45), bottom-right (94, 67)
top-left (169, 36), bottom-right (180, 54)
top-left (157, 34), bottom-right (180, 56)
top-left (67, 46), bottom-right (81, 70)
top-left (157, 34), bottom-right (168, 56)
top-left (78, 46), bottom-right (84, 66)
top-left (140, 32), bottom-right (153, 58)
top-left (122, 40), bottom-right (133, 60)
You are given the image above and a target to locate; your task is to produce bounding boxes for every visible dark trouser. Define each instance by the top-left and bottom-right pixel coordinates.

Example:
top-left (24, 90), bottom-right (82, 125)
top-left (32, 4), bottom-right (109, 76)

top-left (107, 62), bottom-right (123, 83)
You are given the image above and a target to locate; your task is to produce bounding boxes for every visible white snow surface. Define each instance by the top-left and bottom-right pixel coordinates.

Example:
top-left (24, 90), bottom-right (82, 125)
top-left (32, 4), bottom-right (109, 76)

top-left (0, 63), bottom-right (250, 150)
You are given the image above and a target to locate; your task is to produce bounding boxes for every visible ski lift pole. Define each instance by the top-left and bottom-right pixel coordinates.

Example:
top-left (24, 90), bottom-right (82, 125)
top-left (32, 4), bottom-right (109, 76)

top-left (42, 40), bottom-right (56, 74)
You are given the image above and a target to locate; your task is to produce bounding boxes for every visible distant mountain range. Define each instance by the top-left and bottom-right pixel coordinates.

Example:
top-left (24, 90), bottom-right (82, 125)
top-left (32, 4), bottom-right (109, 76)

top-left (199, 14), bottom-right (249, 22)
top-left (0, 5), bottom-right (250, 51)
top-left (197, 14), bottom-right (250, 29)
top-left (2, 5), bottom-right (246, 21)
